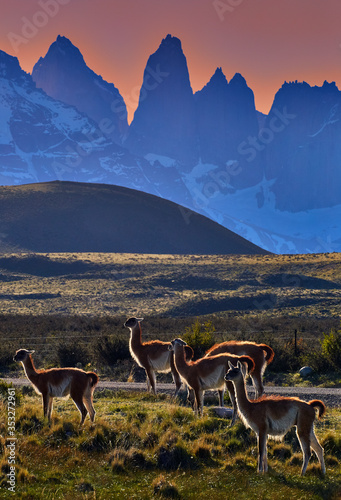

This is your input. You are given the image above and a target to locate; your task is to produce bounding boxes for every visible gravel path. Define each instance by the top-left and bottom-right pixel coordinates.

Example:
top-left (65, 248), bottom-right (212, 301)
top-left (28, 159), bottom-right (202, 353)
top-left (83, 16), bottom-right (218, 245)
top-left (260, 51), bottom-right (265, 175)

top-left (3, 378), bottom-right (341, 408)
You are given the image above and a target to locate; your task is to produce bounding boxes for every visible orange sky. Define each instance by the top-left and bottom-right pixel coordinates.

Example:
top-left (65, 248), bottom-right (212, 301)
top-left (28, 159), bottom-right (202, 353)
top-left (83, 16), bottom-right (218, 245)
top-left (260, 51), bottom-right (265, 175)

top-left (2, 0), bottom-right (341, 122)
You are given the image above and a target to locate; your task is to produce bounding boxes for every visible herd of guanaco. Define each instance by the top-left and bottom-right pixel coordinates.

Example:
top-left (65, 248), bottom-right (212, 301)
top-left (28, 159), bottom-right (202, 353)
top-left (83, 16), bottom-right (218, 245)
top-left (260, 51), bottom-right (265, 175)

top-left (14, 316), bottom-right (326, 476)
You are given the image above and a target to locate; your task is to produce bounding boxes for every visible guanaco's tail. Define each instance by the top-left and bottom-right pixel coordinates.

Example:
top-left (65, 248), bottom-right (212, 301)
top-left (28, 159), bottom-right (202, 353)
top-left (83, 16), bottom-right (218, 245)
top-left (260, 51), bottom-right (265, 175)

top-left (309, 400), bottom-right (326, 419)
top-left (239, 355), bottom-right (255, 374)
top-left (87, 372), bottom-right (99, 387)
top-left (260, 344), bottom-right (275, 365)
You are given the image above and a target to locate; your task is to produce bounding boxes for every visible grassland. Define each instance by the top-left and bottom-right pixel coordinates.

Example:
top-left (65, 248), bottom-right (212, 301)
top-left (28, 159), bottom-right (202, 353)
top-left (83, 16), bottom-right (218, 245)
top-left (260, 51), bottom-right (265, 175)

top-left (0, 252), bottom-right (340, 318)
top-left (1, 384), bottom-right (341, 500)
top-left (1, 251), bottom-right (341, 498)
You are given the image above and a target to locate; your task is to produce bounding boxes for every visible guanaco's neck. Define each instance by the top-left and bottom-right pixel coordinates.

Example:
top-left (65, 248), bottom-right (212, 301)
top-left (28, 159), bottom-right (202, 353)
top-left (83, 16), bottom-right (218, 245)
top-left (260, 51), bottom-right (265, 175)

top-left (22, 355), bottom-right (39, 382)
top-left (130, 324), bottom-right (143, 350)
top-left (233, 375), bottom-right (252, 414)
top-left (174, 345), bottom-right (190, 377)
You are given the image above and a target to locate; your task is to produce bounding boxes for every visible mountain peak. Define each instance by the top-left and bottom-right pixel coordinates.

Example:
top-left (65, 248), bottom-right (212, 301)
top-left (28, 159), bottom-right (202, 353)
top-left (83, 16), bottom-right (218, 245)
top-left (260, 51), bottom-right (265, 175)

top-left (47, 35), bottom-right (85, 63)
top-left (196, 67), bottom-right (228, 96)
top-left (211, 67), bottom-right (228, 84)
top-left (0, 50), bottom-right (24, 80)
top-left (229, 72), bottom-right (247, 87)
top-left (32, 36), bottom-right (128, 144)
top-left (160, 34), bottom-right (182, 51)
top-left (56, 34), bottom-right (70, 43)
top-left (322, 80), bottom-right (338, 92)
top-left (126, 34), bottom-right (197, 162)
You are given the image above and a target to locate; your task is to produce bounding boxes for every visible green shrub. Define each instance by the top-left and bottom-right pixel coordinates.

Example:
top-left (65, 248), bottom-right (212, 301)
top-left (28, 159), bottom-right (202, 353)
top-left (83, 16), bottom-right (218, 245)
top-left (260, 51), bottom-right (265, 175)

top-left (302, 329), bottom-right (341, 374)
top-left (92, 335), bottom-right (130, 366)
top-left (78, 428), bottom-right (114, 452)
top-left (183, 319), bottom-right (215, 358)
top-left (152, 475), bottom-right (181, 498)
top-left (0, 345), bottom-right (16, 373)
top-left (268, 337), bottom-right (305, 373)
top-left (157, 443), bottom-right (197, 470)
top-left (16, 412), bottom-right (43, 434)
top-left (271, 444), bottom-right (292, 461)
top-left (55, 341), bottom-right (89, 368)
top-left (109, 447), bottom-right (154, 471)
top-left (321, 330), bottom-right (341, 370)
top-left (322, 433), bottom-right (341, 458)
top-left (226, 437), bottom-right (244, 453)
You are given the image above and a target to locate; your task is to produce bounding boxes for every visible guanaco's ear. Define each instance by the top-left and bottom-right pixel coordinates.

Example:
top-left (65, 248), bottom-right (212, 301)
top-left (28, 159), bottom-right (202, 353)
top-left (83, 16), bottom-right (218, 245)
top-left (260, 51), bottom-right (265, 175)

top-left (28, 350), bottom-right (35, 354)
top-left (228, 361), bottom-right (234, 370)
top-left (136, 318), bottom-right (144, 322)
top-left (238, 360), bottom-right (247, 377)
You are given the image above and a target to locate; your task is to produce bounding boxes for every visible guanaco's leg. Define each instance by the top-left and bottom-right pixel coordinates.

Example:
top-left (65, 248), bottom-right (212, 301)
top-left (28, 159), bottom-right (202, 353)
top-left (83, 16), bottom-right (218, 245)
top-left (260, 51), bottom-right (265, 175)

top-left (195, 388), bottom-right (204, 417)
top-left (310, 429), bottom-right (325, 474)
top-left (84, 397), bottom-right (96, 422)
top-left (70, 388), bottom-right (88, 425)
top-left (257, 431), bottom-right (268, 473)
top-left (47, 397), bottom-right (53, 421)
top-left (170, 354), bottom-right (182, 396)
top-left (145, 365), bottom-right (156, 394)
top-left (187, 387), bottom-right (195, 409)
top-left (296, 427), bottom-right (311, 476)
top-left (42, 393), bottom-right (50, 420)
top-left (83, 386), bottom-right (96, 422)
top-left (218, 388), bottom-right (225, 407)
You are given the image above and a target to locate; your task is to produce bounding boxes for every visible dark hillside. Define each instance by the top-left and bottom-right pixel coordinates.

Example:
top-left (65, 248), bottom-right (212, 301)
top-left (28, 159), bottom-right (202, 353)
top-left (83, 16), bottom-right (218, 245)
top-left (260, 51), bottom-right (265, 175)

top-left (0, 181), bottom-right (267, 255)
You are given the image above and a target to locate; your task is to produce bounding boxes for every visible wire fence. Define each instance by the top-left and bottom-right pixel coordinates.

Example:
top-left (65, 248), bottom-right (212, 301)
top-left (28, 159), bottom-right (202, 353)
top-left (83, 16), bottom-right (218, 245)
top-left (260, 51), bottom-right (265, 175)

top-left (4, 329), bottom-right (322, 351)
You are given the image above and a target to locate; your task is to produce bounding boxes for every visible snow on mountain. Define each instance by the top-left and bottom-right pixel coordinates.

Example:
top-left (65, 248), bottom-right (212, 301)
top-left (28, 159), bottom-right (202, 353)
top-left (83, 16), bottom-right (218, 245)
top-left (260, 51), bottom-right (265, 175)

top-left (194, 68), bottom-right (261, 188)
top-left (1, 34), bottom-right (340, 255)
top-left (0, 49), bottom-right (181, 202)
top-left (263, 80), bottom-right (341, 212)
top-left (32, 36), bottom-right (128, 145)
top-left (180, 162), bottom-right (341, 254)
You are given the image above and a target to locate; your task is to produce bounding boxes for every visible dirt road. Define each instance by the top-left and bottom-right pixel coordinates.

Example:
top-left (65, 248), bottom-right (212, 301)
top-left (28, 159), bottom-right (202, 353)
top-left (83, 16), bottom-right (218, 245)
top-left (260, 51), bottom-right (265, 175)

top-left (3, 378), bottom-right (340, 408)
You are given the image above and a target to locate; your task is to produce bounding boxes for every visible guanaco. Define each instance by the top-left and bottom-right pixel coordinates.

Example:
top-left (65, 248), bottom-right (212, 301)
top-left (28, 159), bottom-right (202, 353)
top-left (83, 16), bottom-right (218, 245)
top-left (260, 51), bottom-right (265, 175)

top-left (124, 318), bottom-right (193, 395)
top-left (14, 349), bottom-right (98, 424)
top-left (225, 360), bottom-right (325, 475)
top-left (206, 340), bottom-right (274, 401)
top-left (169, 338), bottom-right (254, 420)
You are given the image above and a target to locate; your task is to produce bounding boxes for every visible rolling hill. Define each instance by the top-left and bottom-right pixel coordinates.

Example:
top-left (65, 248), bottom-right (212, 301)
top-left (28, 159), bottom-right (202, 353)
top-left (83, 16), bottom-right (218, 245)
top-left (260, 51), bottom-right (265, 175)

top-left (0, 181), bottom-right (267, 254)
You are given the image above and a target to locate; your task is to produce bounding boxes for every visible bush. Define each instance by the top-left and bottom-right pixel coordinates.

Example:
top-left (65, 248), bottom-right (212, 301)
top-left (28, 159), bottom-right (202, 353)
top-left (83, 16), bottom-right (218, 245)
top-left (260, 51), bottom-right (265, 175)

top-left (302, 329), bottom-right (341, 374)
top-left (92, 335), bottom-right (130, 366)
top-left (322, 433), bottom-right (341, 459)
top-left (321, 330), bottom-right (341, 370)
top-left (183, 319), bottom-right (215, 358)
top-left (0, 346), bottom-right (16, 373)
top-left (157, 443), bottom-right (197, 470)
top-left (271, 444), bottom-right (292, 461)
top-left (55, 342), bottom-right (89, 368)
top-left (109, 447), bottom-right (154, 471)
top-left (152, 475), bottom-right (181, 498)
top-left (268, 337), bottom-right (305, 373)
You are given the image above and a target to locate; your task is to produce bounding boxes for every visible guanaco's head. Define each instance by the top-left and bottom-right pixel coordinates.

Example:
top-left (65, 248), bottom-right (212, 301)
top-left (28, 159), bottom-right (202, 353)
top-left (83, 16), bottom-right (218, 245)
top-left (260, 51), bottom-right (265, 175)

top-left (124, 317), bottom-right (144, 329)
top-left (13, 349), bottom-right (35, 362)
top-left (169, 338), bottom-right (187, 351)
top-left (224, 360), bottom-right (246, 382)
